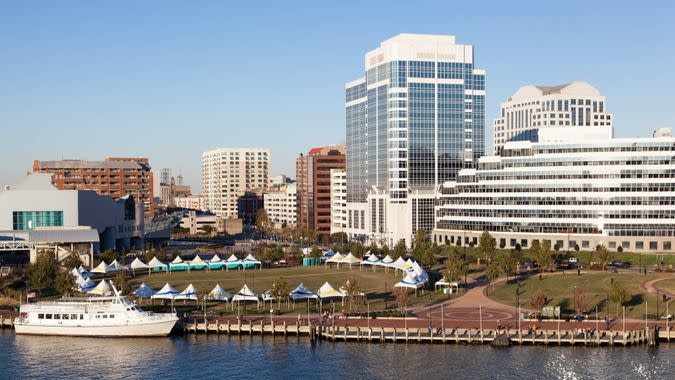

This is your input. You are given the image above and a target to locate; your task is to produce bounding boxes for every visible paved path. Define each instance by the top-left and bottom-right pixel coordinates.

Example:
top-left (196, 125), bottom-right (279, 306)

top-left (641, 277), bottom-right (674, 298)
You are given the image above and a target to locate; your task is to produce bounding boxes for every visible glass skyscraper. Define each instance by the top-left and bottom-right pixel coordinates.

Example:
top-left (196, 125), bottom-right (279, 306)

top-left (345, 34), bottom-right (485, 246)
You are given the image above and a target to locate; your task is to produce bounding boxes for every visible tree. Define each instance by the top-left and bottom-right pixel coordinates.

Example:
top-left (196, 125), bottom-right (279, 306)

top-left (498, 253), bottom-right (517, 281)
top-left (394, 287), bottom-right (409, 309)
top-left (271, 277), bottom-right (289, 310)
top-left (55, 270), bottom-right (76, 296)
top-left (443, 256), bottom-right (467, 282)
top-left (530, 289), bottom-right (547, 317)
top-left (200, 225), bottom-right (214, 236)
top-left (62, 253), bottom-right (83, 270)
top-left (531, 240), bottom-right (553, 273)
top-left (26, 252), bottom-right (56, 293)
top-left (478, 230), bottom-right (497, 262)
top-left (288, 247), bottom-right (303, 264)
top-left (484, 263), bottom-right (501, 294)
top-left (349, 241), bottom-right (366, 258)
top-left (255, 208), bottom-right (269, 229)
top-left (381, 244), bottom-right (390, 257)
top-left (343, 276), bottom-right (361, 310)
top-left (609, 281), bottom-right (630, 317)
top-left (594, 244), bottom-right (612, 271)
top-left (330, 232), bottom-right (348, 245)
top-left (309, 246), bottom-right (323, 259)
top-left (111, 271), bottom-right (129, 295)
top-left (392, 239), bottom-right (407, 259)
top-left (419, 244), bottom-right (440, 267)
top-left (573, 288), bottom-right (589, 315)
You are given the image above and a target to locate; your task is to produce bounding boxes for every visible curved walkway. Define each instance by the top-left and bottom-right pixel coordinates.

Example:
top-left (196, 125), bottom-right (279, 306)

top-left (641, 277), bottom-right (674, 298)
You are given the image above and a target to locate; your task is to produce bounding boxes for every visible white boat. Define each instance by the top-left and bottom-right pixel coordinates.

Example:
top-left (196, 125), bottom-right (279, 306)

top-left (14, 284), bottom-right (178, 337)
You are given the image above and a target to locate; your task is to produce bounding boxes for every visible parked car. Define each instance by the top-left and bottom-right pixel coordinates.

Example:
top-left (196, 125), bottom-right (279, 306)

top-left (569, 257), bottom-right (578, 263)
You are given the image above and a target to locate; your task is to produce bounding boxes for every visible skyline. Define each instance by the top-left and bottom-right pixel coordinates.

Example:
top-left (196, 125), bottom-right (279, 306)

top-left (2, 1), bottom-right (675, 193)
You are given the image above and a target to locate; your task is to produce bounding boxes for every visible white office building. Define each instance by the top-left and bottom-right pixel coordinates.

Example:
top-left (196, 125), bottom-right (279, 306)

top-left (433, 126), bottom-right (675, 253)
top-left (201, 148), bottom-right (270, 218)
top-left (345, 34), bottom-right (485, 247)
top-left (263, 182), bottom-right (297, 228)
top-left (493, 81), bottom-right (612, 154)
top-left (330, 169), bottom-right (347, 234)
top-left (174, 194), bottom-right (208, 211)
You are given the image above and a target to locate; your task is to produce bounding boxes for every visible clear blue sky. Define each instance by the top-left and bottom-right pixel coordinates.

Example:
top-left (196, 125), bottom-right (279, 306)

top-left (2, 1), bottom-right (674, 192)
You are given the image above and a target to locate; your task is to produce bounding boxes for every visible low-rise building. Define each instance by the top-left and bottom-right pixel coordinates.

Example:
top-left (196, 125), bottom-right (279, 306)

top-left (264, 182), bottom-right (297, 228)
top-left (174, 194), bottom-right (208, 211)
top-left (330, 169), bottom-right (347, 234)
top-left (433, 126), bottom-right (675, 253)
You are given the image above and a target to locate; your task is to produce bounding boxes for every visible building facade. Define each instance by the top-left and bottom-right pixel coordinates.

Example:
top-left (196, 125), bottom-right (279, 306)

top-left (32, 157), bottom-right (155, 218)
top-left (492, 81), bottom-right (612, 154)
top-left (433, 126), bottom-right (675, 253)
top-left (263, 182), bottom-right (297, 228)
top-left (174, 194), bottom-right (208, 211)
top-left (201, 148), bottom-right (270, 218)
top-left (330, 169), bottom-right (347, 235)
top-left (296, 146), bottom-right (346, 241)
top-left (345, 33), bottom-right (485, 246)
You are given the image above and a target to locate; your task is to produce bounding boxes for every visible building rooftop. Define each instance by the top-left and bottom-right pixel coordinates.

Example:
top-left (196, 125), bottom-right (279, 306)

top-left (34, 158), bottom-right (149, 171)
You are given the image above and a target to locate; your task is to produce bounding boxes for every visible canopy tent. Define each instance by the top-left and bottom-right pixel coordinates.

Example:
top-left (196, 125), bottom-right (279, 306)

top-left (394, 273), bottom-right (424, 289)
top-left (339, 286), bottom-right (366, 297)
top-left (389, 256), bottom-right (405, 270)
top-left (324, 253), bottom-right (345, 266)
top-left (88, 279), bottom-right (112, 295)
top-left (109, 259), bottom-right (128, 271)
top-left (232, 284), bottom-right (260, 304)
top-left (77, 277), bottom-right (96, 292)
top-left (91, 261), bottom-right (114, 274)
top-left (360, 253), bottom-right (381, 267)
top-left (242, 254), bottom-right (261, 269)
top-left (205, 284), bottom-right (232, 301)
top-left (189, 255), bottom-right (208, 270)
top-left (405, 258), bottom-right (415, 269)
top-left (317, 282), bottom-right (345, 300)
top-left (77, 265), bottom-right (91, 277)
top-left (323, 249), bottom-right (336, 258)
top-left (175, 283), bottom-right (199, 300)
top-left (341, 253), bottom-right (361, 267)
top-left (71, 267), bottom-right (82, 279)
top-left (134, 283), bottom-right (157, 298)
top-left (411, 261), bottom-right (429, 283)
top-left (208, 254), bottom-right (225, 270)
top-left (148, 257), bottom-right (168, 271)
top-left (289, 283), bottom-right (318, 300)
top-left (130, 257), bottom-right (150, 273)
top-left (225, 254), bottom-right (242, 269)
top-left (379, 255), bottom-right (394, 267)
top-left (152, 283), bottom-right (180, 299)
top-left (262, 290), bottom-right (275, 302)
top-left (434, 278), bottom-right (460, 292)
top-left (169, 256), bottom-right (190, 271)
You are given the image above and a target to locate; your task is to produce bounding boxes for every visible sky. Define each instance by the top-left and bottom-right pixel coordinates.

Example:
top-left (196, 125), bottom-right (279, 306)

top-left (2, 1), bottom-right (674, 192)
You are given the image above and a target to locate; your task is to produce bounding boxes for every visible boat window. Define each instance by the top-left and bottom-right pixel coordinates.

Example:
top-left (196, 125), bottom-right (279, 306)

top-left (96, 315), bottom-right (100, 319)
top-left (38, 314), bottom-right (44, 319)
top-left (79, 314), bottom-right (84, 320)
top-left (109, 314), bottom-right (115, 318)
top-left (63, 314), bottom-right (70, 320)
top-left (102, 315), bottom-right (108, 318)
top-left (45, 314), bottom-right (52, 319)
top-left (54, 314), bottom-right (61, 320)
top-left (71, 314), bottom-right (78, 320)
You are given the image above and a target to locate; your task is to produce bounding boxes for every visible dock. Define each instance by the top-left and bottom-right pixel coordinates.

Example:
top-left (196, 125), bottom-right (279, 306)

top-left (182, 319), bottom-right (674, 346)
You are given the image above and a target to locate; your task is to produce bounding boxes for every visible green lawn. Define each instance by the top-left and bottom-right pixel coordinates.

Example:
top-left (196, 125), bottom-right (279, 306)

top-left (128, 265), bottom-right (455, 315)
top-left (564, 251), bottom-right (675, 267)
top-left (487, 272), bottom-right (673, 320)
top-left (658, 277), bottom-right (675, 295)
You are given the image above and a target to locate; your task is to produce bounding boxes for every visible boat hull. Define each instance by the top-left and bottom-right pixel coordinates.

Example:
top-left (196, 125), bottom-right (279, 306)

top-left (14, 318), bottom-right (178, 337)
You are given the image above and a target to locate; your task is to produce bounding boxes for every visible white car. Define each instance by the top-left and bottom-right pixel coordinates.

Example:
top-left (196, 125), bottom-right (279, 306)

top-left (569, 257), bottom-right (578, 263)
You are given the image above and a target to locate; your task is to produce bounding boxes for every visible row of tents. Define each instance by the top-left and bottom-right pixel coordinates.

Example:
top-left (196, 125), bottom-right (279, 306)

top-left (87, 254), bottom-right (263, 275)
top-left (325, 251), bottom-right (429, 290)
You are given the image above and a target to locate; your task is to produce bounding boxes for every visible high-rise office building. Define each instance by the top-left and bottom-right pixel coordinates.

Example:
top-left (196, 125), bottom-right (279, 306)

top-left (201, 148), bottom-right (270, 219)
top-left (296, 145), bottom-right (346, 241)
top-left (492, 81), bottom-right (612, 154)
top-left (32, 157), bottom-right (155, 218)
top-left (345, 34), bottom-right (485, 246)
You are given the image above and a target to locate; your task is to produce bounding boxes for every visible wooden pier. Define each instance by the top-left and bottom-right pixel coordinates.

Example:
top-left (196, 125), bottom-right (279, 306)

top-left (182, 320), bottom-right (674, 347)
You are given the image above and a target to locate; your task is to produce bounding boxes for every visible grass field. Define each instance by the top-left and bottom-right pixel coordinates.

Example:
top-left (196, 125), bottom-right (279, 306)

top-left (129, 265), bottom-right (454, 315)
top-left (487, 272), bottom-right (673, 320)
top-left (657, 277), bottom-right (675, 295)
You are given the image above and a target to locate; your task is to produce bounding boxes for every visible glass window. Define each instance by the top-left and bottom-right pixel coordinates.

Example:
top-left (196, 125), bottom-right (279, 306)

top-left (38, 314), bottom-right (44, 319)
top-left (45, 314), bottom-right (52, 319)
top-left (636, 241), bottom-right (644, 250)
top-left (649, 241), bottom-right (658, 250)
top-left (664, 242), bottom-right (672, 250)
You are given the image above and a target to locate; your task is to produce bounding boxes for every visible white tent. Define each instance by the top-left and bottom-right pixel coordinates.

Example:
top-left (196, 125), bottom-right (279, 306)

top-left (411, 261), bottom-right (429, 283)
top-left (205, 284), bottom-right (231, 301)
top-left (90, 261), bottom-right (114, 274)
top-left (325, 253), bottom-right (345, 264)
top-left (134, 283), bottom-right (156, 298)
top-left (175, 283), bottom-right (199, 300)
top-left (394, 273), bottom-right (424, 289)
top-left (88, 279), bottom-right (112, 295)
top-left (71, 267), bottom-right (82, 279)
top-left (148, 257), bottom-right (168, 271)
top-left (323, 249), bottom-right (336, 258)
top-left (77, 277), bottom-right (96, 292)
top-left (232, 284), bottom-right (260, 303)
top-left (342, 253), bottom-right (361, 267)
top-left (289, 283), bottom-right (318, 300)
top-left (435, 278), bottom-right (459, 291)
top-left (151, 283), bottom-right (179, 299)
top-left (405, 258), bottom-right (414, 268)
top-left (243, 253), bottom-right (261, 268)
top-left (210, 254), bottom-right (224, 263)
top-left (262, 290), bottom-right (275, 302)
top-left (391, 256), bottom-right (407, 270)
top-left (109, 259), bottom-right (128, 271)
top-left (226, 254), bottom-right (242, 267)
top-left (189, 255), bottom-right (207, 269)
top-left (380, 255), bottom-right (394, 266)
top-left (77, 265), bottom-right (91, 277)
top-left (317, 282), bottom-right (345, 300)
top-left (339, 286), bottom-right (366, 297)
top-left (130, 257), bottom-right (149, 270)
top-left (360, 254), bottom-right (381, 266)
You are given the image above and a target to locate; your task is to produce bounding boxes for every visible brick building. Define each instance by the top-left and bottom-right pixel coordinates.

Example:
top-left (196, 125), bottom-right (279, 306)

top-left (296, 145), bottom-right (345, 241)
top-left (32, 157), bottom-right (155, 218)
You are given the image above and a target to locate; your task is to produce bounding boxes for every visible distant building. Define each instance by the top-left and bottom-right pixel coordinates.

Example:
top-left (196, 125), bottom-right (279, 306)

top-left (174, 194), bottom-right (208, 211)
top-left (159, 177), bottom-right (176, 207)
top-left (296, 145), bottom-right (346, 241)
top-left (201, 148), bottom-right (270, 218)
top-left (0, 173), bottom-right (145, 263)
top-left (175, 184), bottom-right (191, 197)
top-left (32, 157), bottom-right (155, 218)
top-left (492, 81), bottom-right (612, 154)
top-left (330, 169), bottom-right (347, 235)
top-left (270, 174), bottom-right (293, 187)
top-left (433, 126), bottom-right (675, 253)
top-left (345, 34), bottom-right (485, 247)
top-left (264, 182), bottom-right (297, 228)
top-left (237, 189), bottom-right (265, 225)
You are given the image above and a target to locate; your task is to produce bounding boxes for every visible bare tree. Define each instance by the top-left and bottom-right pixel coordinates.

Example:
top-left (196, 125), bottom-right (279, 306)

top-left (573, 288), bottom-right (589, 315)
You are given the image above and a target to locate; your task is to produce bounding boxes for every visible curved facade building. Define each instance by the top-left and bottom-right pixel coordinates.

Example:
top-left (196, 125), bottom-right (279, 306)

top-left (432, 126), bottom-right (675, 253)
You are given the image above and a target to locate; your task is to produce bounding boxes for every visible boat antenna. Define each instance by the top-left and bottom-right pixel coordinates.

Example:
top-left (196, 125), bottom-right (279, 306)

top-left (110, 281), bottom-right (121, 298)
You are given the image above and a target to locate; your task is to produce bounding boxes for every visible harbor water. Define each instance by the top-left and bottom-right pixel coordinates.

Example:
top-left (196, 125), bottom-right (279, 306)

top-left (0, 330), bottom-right (672, 379)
